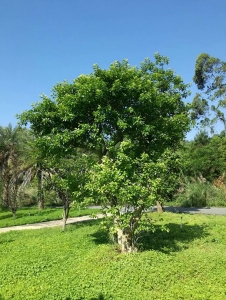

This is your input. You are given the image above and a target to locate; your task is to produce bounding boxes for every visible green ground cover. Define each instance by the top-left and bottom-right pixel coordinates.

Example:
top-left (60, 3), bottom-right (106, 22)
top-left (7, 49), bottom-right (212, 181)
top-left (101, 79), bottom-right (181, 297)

top-left (0, 207), bottom-right (100, 228)
top-left (1, 212), bottom-right (226, 299)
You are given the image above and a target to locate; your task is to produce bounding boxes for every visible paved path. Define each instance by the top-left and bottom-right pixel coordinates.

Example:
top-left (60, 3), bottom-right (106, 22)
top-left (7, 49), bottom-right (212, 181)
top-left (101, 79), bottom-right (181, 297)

top-left (162, 206), bottom-right (226, 215)
top-left (89, 205), bottom-right (226, 215)
top-left (1, 207), bottom-right (226, 234)
top-left (0, 214), bottom-right (104, 234)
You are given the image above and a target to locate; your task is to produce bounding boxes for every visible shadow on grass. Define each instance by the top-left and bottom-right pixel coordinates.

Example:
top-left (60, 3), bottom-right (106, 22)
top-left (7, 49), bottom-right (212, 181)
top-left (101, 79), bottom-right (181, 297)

top-left (69, 218), bottom-right (106, 231)
top-left (69, 219), bottom-right (110, 243)
top-left (137, 222), bottom-right (208, 253)
top-left (90, 220), bottom-right (208, 254)
top-left (89, 294), bottom-right (105, 300)
top-left (0, 208), bottom-right (61, 221)
top-left (90, 228), bottom-right (110, 244)
top-left (0, 239), bottom-right (15, 245)
top-left (76, 294), bottom-right (106, 300)
top-left (0, 213), bottom-right (14, 221)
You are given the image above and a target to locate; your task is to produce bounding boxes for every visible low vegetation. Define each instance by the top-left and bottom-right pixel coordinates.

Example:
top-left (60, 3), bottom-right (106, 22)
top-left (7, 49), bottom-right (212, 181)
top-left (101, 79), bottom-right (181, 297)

top-left (0, 207), bottom-right (99, 228)
top-left (2, 53), bottom-right (226, 251)
top-left (174, 177), bottom-right (226, 208)
top-left (1, 51), bottom-right (226, 298)
top-left (1, 212), bottom-right (226, 299)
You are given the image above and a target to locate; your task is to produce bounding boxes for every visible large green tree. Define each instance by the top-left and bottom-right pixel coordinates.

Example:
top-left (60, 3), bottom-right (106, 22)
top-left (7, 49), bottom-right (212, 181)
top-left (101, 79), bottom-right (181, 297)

top-left (19, 54), bottom-right (191, 251)
top-left (192, 53), bottom-right (226, 134)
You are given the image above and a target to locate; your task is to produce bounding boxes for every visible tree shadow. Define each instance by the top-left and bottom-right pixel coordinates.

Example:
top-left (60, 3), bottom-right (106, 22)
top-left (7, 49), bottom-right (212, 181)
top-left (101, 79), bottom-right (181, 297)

top-left (0, 239), bottom-right (15, 245)
top-left (137, 222), bottom-right (208, 253)
top-left (163, 206), bottom-right (211, 213)
top-left (0, 208), bottom-right (61, 221)
top-left (0, 207), bottom-right (36, 220)
top-left (90, 228), bottom-right (110, 244)
top-left (0, 213), bottom-right (15, 221)
top-left (90, 220), bottom-right (209, 254)
top-left (75, 294), bottom-right (106, 300)
top-left (24, 209), bottom-right (61, 217)
top-left (89, 294), bottom-right (105, 300)
top-left (69, 219), bottom-right (103, 228)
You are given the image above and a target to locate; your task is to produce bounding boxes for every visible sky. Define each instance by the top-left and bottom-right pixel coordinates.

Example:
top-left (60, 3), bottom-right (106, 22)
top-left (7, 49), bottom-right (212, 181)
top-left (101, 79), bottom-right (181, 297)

top-left (1, 0), bottom-right (226, 139)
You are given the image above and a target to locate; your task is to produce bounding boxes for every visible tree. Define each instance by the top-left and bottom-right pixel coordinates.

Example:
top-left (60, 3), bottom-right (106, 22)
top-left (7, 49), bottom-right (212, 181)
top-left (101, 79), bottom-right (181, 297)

top-left (44, 153), bottom-right (92, 231)
top-left (19, 54), bottom-right (191, 251)
top-left (86, 143), bottom-right (180, 252)
top-left (179, 133), bottom-right (226, 182)
top-left (0, 124), bottom-right (30, 217)
top-left (193, 130), bottom-right (209, 146)
top-left (3, 130), bottom-right (52, 211)
top-left (21, 150), bottom-right (54, 211)
top-left (192, 53), bottom-right (226, 134)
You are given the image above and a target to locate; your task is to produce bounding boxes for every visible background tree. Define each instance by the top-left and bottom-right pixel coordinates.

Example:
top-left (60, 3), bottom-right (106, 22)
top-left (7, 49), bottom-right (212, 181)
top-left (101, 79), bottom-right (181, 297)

top-left (192, 53), bottom-right (226, 134)
top-left (44, 152), bottom-right (93, 230)
top-left (19, 54), bottom-right (191, 251)
top-left (22, 154), bottom-right (53, 210)
top-left (179, 132), bottom-right (226, 182)
top-left (0, 124), bottom-right (31, 216)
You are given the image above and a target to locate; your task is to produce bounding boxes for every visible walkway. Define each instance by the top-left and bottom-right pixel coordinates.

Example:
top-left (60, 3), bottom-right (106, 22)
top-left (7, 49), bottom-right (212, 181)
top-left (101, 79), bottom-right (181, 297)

top-left (0, 214), bottom-right (104, 234)
top-left (1, 207), bottom-right (226, 234)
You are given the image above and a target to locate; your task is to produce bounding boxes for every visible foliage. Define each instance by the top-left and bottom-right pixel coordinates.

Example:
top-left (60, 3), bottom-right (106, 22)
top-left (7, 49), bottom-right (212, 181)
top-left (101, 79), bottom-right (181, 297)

top-left (179, 134), bottom-right (226, 182)
top-left (175, 174), bottom-right (226, 207)
top-left (19, 54), bottom-right (190, 159)
top-left (174, 131), bottom-right (226, 206)
top-left (192, 53), bottom-right (226, 134)
top-left (86, 141), bottom-right (180, 251)
top-left (1, 213), bottom-right (226, 299)
top-left (0, 125), bottom-right (60, 213)
top-left (43, 151), bottom-right (97, 230)
top-left (18, 53), bottom-right (191, 251)
top-left (0, 124), bottom-right (32, 216)
top-left (177, 128), bottom-right (226, 208)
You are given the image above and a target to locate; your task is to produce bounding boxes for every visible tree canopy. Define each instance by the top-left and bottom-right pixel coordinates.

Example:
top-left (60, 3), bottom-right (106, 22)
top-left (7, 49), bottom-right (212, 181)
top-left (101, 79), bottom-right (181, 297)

top-left (179, 133), bottom-right (226, 182)
top-left (192, 53), bottom-right (226, 134)
top-left (19, 53), bottom-right (190, 159)
top-left (19, 53), bottom-right (191, 252)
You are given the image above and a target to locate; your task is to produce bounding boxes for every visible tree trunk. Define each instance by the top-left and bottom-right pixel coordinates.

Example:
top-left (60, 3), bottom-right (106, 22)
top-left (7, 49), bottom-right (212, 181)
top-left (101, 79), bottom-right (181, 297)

top-left (115, 206), bottom-right (143, 253)
top-left (62, 199), bottom-right (70, 231)
top-left (37, 169), bottom-right (44, 210)
top-left (116, 227), bottom-right (136, 253)
top-left (9, 181), bottom-right (19, 219)
top-left (2, 171), bottom-right (10, 208)
top-left (223, 119), bottom-right (226, 137)
top-left (57, 189), bottom-right (70, 231)
top-left (3, 181), bottom-right (10, 208)
top-left (12, 209), bottom-right (16, 219)
top-left (156, 201), bottom-right (164, 213)
top-left (62, 214), bottom-right (66, 231)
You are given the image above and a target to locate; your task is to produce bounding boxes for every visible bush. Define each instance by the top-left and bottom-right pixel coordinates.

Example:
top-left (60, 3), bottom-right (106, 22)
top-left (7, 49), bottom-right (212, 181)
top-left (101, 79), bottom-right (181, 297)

top-left (175, 176), bottom-right (226, 207)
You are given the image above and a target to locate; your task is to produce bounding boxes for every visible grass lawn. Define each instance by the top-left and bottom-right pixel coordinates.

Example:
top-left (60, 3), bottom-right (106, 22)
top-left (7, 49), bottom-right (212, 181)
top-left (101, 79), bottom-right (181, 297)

top-left (0, 207), bottom-right (100, 228)
top-left (1, 212), bottom-right (226, 299)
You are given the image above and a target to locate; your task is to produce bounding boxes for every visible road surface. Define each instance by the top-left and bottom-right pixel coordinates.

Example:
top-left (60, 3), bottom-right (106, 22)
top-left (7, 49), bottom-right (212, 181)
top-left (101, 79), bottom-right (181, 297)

top-left (1, 207), bottom-right (226, 234)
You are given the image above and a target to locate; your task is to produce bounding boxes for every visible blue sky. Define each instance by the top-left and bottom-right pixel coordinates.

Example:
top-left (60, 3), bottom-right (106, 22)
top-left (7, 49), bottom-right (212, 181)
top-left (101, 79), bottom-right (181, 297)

top-left (1, 0), bottom-right (226, 139)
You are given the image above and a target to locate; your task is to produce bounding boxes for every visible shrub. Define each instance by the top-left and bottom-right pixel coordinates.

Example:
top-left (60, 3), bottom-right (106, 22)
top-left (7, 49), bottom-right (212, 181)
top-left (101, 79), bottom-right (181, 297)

top-left (175, 175), bottom-right (226, 207)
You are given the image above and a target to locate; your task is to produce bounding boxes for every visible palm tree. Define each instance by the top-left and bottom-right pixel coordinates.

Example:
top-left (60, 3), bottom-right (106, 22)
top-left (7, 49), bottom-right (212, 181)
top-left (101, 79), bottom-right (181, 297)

top-left (22, 160), bottom-right (52, 210)
top-left (0, 124), bottom-right (30, 216)
top-left (0, 125), bottom-right (20, 207)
